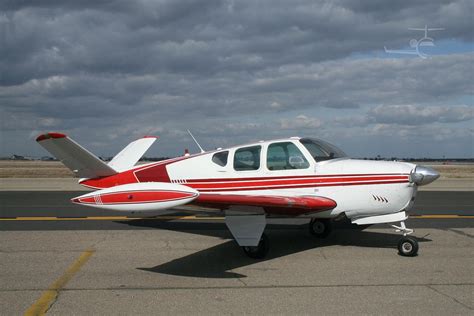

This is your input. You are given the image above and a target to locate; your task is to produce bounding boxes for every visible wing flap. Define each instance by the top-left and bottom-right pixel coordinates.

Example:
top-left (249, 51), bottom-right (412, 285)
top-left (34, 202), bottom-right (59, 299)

top-left (195, 193), bottom-right (336, 215)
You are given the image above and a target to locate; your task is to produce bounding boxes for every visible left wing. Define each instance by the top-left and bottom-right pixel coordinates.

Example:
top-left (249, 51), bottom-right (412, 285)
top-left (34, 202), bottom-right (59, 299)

top-left (194, 193), bottom-right (336, 216)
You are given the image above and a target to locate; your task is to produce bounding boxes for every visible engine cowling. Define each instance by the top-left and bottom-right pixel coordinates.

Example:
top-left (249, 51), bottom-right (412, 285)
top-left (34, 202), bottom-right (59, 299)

top-left (71, 182), bottom-right (199, 212)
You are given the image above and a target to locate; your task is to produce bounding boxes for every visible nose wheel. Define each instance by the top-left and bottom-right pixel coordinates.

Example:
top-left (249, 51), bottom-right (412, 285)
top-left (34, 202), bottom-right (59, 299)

top-left (392, 221), bottom-right (418, 257)
top-left (398, 236), bottom-right (418, 257)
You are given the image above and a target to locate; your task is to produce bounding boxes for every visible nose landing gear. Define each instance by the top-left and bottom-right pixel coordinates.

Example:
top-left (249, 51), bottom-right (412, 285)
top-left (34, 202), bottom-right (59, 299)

top-left (392, 221), bottom-right (418, 257)
top-left (398, 236), bottom-right (418, 256)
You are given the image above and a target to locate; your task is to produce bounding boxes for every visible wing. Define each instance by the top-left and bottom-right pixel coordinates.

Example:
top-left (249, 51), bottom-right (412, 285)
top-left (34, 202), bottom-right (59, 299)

top-left (194, 193), bottom-right (337, 216)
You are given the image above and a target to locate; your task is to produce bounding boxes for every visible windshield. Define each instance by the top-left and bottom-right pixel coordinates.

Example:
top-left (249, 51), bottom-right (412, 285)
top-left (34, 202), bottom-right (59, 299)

top-left (299, 138), bottom-right (347, 162)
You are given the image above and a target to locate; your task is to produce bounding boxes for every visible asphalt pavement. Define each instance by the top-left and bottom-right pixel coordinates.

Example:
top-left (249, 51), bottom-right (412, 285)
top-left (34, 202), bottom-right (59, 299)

top-left (0, 190), bottom-right (472, 315)
top-left (0, 191), bottom-right (472, 230)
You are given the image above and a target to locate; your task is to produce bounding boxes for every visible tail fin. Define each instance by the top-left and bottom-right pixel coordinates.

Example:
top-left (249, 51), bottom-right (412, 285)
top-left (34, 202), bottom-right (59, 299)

top-left (108, 136), bottom-right (158, 172)
top-left (36, 133), bottom-right (158, 179)
top-left (36, 132), bottom-right (117, 178)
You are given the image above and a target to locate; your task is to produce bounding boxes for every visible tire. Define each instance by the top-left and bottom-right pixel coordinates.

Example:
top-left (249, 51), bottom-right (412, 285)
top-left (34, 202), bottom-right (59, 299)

top-left (242, 233), bottom-right (269, 259)
top-left (309, 219), bottom-right (332, 238)
top-left (398, 236), bottom-right (419, 257)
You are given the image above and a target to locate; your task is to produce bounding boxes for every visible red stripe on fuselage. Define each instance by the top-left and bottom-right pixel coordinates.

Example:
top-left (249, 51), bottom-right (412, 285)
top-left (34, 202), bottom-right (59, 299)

top-left (185, 173), bottom-right (409, 183)
top-left (194, 179), bottom-right (409, 192)
top-left (186, 175), bottom-right (408, 190)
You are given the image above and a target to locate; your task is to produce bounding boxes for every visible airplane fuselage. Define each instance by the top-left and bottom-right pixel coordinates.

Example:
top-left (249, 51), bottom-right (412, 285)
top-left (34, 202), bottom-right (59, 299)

top-left (79, 137), bottom-right (418, 220)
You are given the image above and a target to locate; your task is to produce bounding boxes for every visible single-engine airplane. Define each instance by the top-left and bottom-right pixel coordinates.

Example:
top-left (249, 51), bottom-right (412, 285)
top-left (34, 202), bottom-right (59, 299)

top-left (36, 132), bottom-right (439, 258)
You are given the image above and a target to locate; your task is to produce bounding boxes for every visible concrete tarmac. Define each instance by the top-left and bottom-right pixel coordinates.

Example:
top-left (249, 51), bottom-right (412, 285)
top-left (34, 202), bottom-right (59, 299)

top-left (1, 228), bottom-right (473, 315)
top-left (0, 191), bottom-right (473, 315)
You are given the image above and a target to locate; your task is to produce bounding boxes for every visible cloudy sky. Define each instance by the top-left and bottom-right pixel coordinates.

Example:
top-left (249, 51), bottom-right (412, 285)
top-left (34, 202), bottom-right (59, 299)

top-left (1, 0), bottom-right (473, 159)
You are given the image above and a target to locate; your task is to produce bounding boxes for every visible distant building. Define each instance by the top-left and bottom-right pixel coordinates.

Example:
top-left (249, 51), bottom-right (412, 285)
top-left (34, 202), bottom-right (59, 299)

top-left (10, 154), bottom-right (33, 160)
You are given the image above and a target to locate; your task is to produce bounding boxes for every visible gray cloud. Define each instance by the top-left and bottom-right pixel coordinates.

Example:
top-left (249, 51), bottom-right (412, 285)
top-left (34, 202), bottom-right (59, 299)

top-left (0, 1), bottom-right (473, 158)
top-left (368, 104), bottom-right (473, 125)
top-left (2, 0), bottom-right (473, 84)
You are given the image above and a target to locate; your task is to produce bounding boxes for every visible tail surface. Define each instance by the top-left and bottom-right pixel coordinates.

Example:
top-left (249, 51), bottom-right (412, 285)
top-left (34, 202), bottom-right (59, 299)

top-left (108, 136), bottom-right (158, 172)
top-left (36, 133), bottom-right (158, 179)
top-left (36, 133), bottom-right (117, 178)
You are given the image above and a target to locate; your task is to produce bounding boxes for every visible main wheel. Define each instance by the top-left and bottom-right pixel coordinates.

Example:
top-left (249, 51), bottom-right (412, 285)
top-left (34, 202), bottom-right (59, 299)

top-left (309, 219), bottom-right (332, 238)
top-left (398, 236), bottom-right (419, 257)
top-left (242, 233), bottom-right (269, 259)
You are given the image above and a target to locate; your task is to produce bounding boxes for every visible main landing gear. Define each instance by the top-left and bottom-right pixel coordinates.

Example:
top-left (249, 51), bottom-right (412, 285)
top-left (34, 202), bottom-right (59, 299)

top-left (239, 218), bottom-right (332, 259)
top-left (308, 218), bottom-right (332, 238)
top-left (241, 233), bottom-right (269, 259)
top-left (392, 221), bottom-right (418, 257)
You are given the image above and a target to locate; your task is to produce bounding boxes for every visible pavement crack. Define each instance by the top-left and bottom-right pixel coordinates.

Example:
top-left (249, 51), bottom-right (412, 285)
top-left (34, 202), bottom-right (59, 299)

top-left (44, 289), bottom-right (61, 314)
top-left (237, 277), bottom-right (248, 287)
top-left (89, 232), bottom-right (110, 249)
top-left (320, 249), bottom-right (328, 260)
top-left (5, 283), bottom-right (474, 293)
top-left (19, 282), bottom-right (467, 291)
top-left (426, 285), bottom-right (473, 311)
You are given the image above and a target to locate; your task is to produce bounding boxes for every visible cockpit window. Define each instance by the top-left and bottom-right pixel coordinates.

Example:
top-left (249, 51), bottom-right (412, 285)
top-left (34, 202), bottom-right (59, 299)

top-left (234, 146), bottom-right (261, 171)
top-left (299, 138), bottom-right (347, 162)
top-left (267, 142), bottom-right (309, 170)
top-left (212, 151), bottom-right (228, 167)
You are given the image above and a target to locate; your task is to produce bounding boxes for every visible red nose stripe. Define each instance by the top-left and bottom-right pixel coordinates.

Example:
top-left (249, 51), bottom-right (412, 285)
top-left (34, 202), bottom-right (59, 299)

top-left (72, 190), bottom-right (197, 205)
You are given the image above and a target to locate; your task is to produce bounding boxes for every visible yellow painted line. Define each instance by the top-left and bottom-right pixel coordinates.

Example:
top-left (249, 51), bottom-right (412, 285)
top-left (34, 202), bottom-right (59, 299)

top-left (410, 215), bottom-right (474, 219)
top-left (1, 215), bottom-right (472, 221)
top-left (11, 217), bottom-right (59, 221)
top-left (24, 249), bottom-right (95, 316)
top-left (0, 216), bottom-right (225, 221)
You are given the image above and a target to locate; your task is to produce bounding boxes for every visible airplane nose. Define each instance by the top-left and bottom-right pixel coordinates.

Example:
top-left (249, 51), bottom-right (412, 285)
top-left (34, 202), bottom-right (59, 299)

top-left (410, 165), bottom-right (440, 186)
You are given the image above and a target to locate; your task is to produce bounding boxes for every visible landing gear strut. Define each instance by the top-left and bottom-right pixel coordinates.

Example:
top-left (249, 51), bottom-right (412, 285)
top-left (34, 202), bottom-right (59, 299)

top-left (242, 233), bottom-right (269, 259)
top-left (392, 221), bottom-right (418, 257)
top-left (309, 219), bottom-right (332, 238)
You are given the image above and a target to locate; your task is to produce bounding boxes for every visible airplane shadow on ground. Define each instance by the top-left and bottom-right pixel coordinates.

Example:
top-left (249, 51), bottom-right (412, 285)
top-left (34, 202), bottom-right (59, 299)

top-left (118, 219), bottom-right (432, 279)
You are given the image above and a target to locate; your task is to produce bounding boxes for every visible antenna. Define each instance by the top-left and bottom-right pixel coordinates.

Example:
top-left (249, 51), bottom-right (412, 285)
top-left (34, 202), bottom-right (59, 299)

top-left (187, 130), bottom-right (205, 153)
top-left (408, 25), bottom-right (444, 31)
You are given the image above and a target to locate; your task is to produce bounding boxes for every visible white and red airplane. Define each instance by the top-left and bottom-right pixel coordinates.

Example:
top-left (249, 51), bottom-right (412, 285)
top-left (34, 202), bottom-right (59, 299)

top-left (36, 132), bottom-right (439, 258)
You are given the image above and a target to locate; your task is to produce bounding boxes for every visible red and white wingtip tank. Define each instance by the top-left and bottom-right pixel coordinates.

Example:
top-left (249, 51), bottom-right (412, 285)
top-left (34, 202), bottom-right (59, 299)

top-left (71, 182), bottom-right (199, 212)
top-left (36, 132), bottom-right (439, 258)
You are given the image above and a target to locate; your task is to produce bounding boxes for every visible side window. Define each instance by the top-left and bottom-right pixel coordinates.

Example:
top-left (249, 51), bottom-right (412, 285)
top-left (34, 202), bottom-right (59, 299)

top-left (234, 146), bottom-right (261, 171)
top-left (212, 151), bottom-right (228, 167)
top-left (267, 142), bottom-right (309, 170)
